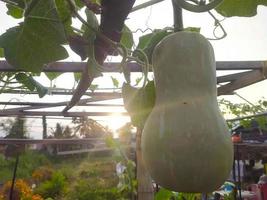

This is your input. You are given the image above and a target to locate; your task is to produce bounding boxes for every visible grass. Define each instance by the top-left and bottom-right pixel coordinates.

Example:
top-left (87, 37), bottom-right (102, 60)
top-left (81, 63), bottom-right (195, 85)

top-left (0, 150), bottom-right (51, 183)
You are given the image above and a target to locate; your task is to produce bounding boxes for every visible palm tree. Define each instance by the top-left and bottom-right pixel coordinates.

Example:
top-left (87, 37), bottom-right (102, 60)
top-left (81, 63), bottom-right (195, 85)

top-left (62, 125), bottom-right (74, 138)
top-left (51, 123), bottom-right (64, 138)
top-left (72, 116), bottom-right (111, 138)
top-left (50, 123), bottom-right (75, 138)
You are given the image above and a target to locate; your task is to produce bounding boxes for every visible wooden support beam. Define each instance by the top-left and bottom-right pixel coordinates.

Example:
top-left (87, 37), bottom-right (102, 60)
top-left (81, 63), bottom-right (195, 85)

top-left (1, 99), bottom-right (89, 112)
top-left (0, 96), bottom-right (120, 112)
top-left (217, 69), bottom-right (267, 96)
top-left (217, 71), bottom-right (253, 84)
top-left (0, 138), bottom-right (104, 145)
top-left (0, 60), bottom-right (142, 72)
top-left (0, 89), bottom-right (122, 97)
top-left (216, 61), bottom-right (264, 70)
top-left (0, 101), bottom-right (123, 107)
top-left (0, 111), bottom-right (128, 117)
top-left (0, 60), bottom-right (265, 72)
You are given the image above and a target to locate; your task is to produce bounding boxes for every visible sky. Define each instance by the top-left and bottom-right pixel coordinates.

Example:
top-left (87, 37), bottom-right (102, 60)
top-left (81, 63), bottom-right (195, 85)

top-left (0, 0), bottom-right (267, 138)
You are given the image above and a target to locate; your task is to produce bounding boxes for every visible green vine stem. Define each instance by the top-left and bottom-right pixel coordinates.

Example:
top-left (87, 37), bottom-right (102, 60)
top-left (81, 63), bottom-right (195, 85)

top-left (172, 0), bottom-right (184, 32)
top-left (117, 44), bottom-right (131, 83)
top-left (66, 0), bottom-right (129, 77)
top-left (132, 50), bottom-right (149, 88)
top-left (63, 0), bottom-right (131, 112)
top-left (66, 0), bottom-right (120, 50)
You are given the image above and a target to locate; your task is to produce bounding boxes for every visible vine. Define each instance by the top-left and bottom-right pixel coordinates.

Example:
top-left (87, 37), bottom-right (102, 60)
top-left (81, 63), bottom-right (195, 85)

top-left (219, 97), bottom-right (267, 129)
top-left (0, 0), bottom-right (266, 101)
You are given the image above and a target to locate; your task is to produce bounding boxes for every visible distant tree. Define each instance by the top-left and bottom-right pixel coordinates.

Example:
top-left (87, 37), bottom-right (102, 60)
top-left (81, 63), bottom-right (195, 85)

top-left (72, 117), bottom-right (112, 138)
top-left (50, 123), bottom-right (75, 139)
top-left (0, 118), bottom-right (14, 134)
top-left (62, 125), bottom-right (74, 138)
top-left (51, 123), bottom-right (64, 138)
top-left (0, 117), bottom-right (27, 158)
top-left (117, 122), bottom-right (133, 144)
top-left (2, 117), bottom-right (27, 139)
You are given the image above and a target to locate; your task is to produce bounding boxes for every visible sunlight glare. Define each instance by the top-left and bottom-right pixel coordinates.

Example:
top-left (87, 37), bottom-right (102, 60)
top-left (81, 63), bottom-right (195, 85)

top-left (106, 115), bottom-right (130, 138)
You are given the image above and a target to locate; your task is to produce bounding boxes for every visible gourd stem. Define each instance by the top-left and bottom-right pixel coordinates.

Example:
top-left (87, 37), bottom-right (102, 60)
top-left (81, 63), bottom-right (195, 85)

top-left (172, 0), bottom-right (184, 32)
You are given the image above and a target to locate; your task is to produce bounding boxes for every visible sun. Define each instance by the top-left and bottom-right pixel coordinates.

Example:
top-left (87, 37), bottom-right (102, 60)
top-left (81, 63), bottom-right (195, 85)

top-left (106, 115), bottom-right (130, 138)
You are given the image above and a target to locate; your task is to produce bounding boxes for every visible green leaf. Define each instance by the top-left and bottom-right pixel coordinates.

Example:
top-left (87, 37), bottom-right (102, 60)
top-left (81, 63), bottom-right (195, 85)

top-left (45, 72), bottom-right (62, 81)
top-left (87, 57), bottom-right (103, 79)
top-left (82, 8), bottom-right (99, 41)
top-left (0, 48), bottom-right (4, 57)
top-left (55, 0), bottom-right (71, 17)
top-left (74, 72), bottom-right (81, 82)
top-left (111, 76), bottom-right (119, 88)
top-left (15, 73), bottom-right (35, 91)
top-left (15, 73), bottom-right (48, 97)
top-left (155, 188), bottom-right (173, 200)
top-left (120, 25), bottom-right (134, 49)
top-left (75, 0), bottom-right (85, 8)
top-left (55, 0), bottom-right (73, 35)
top-left (184, 27), bottom-right (201, 33)
top-left (135, 29), bottom-right (172, 63)
top-left (34, 79), bottom-right (48, 98)
top-left (122, 81), bottom-right (156, 127)
top-left (69, 8), bottom-right (99, 60)
top-left (5, 0), bottom-right (32, 19)
top-left (136, 33), bottom-right (154, 50)
top-left (144, 30), bottom-right (172, 62)
top-left (215, 0), bottom-right (267, 17)
top-left (89, 84), bottom-right (98, 92)
top-left (134, 77), bottom-right (142, 86)
top-left (6, 4), bottom-right (24, 19)
top-left (0, 0), bottom-right (68, 73)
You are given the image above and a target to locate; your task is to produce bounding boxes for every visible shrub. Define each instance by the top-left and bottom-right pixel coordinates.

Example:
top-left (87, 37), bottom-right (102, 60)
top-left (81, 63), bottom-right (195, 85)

top-left (0, 179), bottom-right (43, 200)
top-left (34, 171), bottom-right (66, 199)
top-left (32, 166), bottom-right (54, 184)
top-left (67, 180), bottom-right (122, 200)
top-left (0, 150), bottom-right (51, 182)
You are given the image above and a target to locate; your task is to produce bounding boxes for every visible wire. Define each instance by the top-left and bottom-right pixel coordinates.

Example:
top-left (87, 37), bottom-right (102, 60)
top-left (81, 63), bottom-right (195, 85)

top-left (131, 28), bottom-right (153, 34)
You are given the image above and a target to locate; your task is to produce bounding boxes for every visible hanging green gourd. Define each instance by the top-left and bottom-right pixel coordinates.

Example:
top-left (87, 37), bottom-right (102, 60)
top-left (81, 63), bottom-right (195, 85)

top-left (141, 31), bottom-right (233, 193)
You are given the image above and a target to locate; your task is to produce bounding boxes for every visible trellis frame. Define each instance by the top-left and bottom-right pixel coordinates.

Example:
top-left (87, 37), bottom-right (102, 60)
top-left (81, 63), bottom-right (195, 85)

top-left (0, 60), bottom-right (267, 116)
top-left (1, 59), bottom-right (267, 200)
